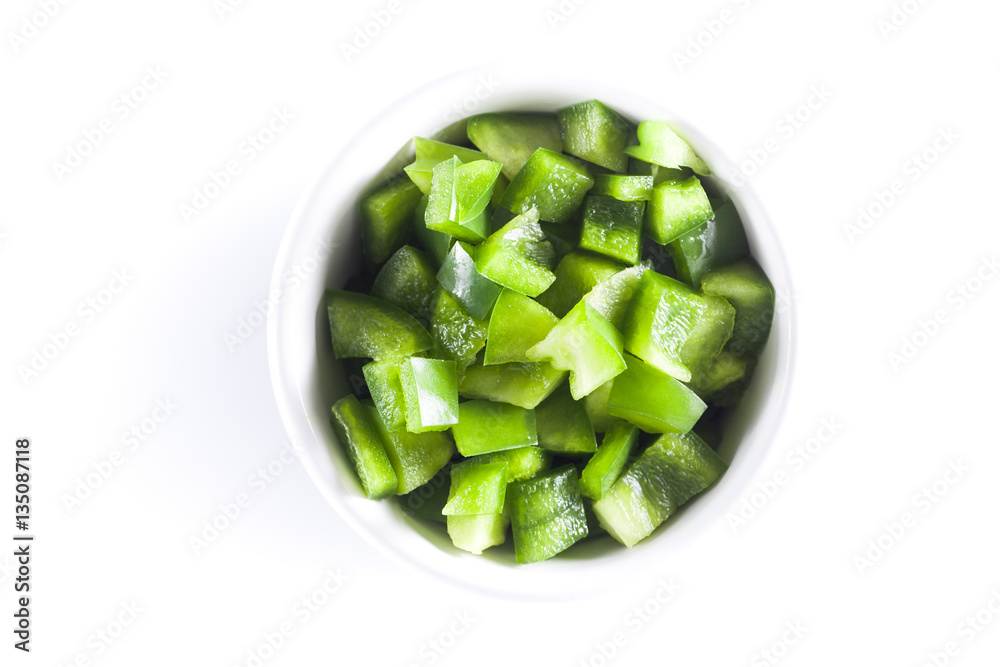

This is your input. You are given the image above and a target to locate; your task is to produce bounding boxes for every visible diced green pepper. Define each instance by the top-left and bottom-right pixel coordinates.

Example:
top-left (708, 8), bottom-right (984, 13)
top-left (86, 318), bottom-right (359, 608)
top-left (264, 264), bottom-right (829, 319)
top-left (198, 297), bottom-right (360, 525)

top-left (425, 156), bottom-right (502, 242)
top-left (329, 395), bottom-right (398, 499)
top-left (621, 271), bottom-right (707, 381)
top-left (458, 358), bottom-right (566, 409)
top-left (537, 250), bottom-right (625, 318)
top-left (443, 460), bottom-right (508, 515)
top-left (583, 380), bottom-right (616, 433)
top-left (400, 357), bottom-right (459, 433)
top-left (578, 195), bottom-right (645, 266)
top-left (592, 431), bottom-right (726, 547)
top-left (404, 137), bottom-right (487, 194)
top-left (499, 148), bottom-right (594, 223)
top-left (669, 200), bottom-right (750, 288)
top-left (606, 354), bottom-right (707, 433)
top-left (437, 242), bottom-right (502, 320)
top-left (688, 349), bottom-right (750, 398)
top-left (452, 399), bottom-right (538, 456)
top-left (474, 208), bottom-right (556, 297)
top-left (362, 358), bottom-right (406, 431)
top-left (678, 293), bottom-right (735, 380)
top-left (591, 174), bottom-right (654, 201)
top-left (534, 382), bottom-right (598, 454)
top-left (447, 513), bottom-right (509, 555)
top-left (326, 290), bottom-right (433, 360)
top-left (484, 289), bottom-right (559, 365)
top-left (360, 177), bottom-right (423, 264)
top-left (371, 245), bottom-right (438, 325)
top-left (583, 262), bottom-right (649, 331)
top-left (364, 403), bottom-right (455, 495)
top-left (579, 421), bottom-right (638, 500)
top-left (528, 299), bottom-right (627, 400)
top-left (624, 120), bottom-right (711, 176)
top-left (428, 288), bottom-right (488, 372)
top-left (466, 112), bottom-right (564, 180)
top-left (397, 465), bottom-right (451, 523)
top-left (469, 446), bottom-right (552, 482)
top-left (701, 259), bottom-right (775, 357)
top-left (645, 177), bottom-right (713, 245)
top-left (557, 100), bottom-right (635, 173)
top-left (509, 465), bottom-right (588, 563)
top-left (412, 194), bottom-right (453, 267)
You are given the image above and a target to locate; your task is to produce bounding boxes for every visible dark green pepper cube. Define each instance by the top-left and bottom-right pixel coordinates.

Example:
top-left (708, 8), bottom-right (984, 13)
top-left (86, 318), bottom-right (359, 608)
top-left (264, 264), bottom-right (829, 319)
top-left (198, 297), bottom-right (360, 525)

top-left (484, 289), bottom-right (559, 365)
top-left (425, 156), bottom-right (502, 243)
top-left (528, 299), bottom-right (627, 400)
top-left (679, 293), bottom-right (735, 380)
top-left (558, 99), bottom-right (635, 173)
top-left (579, 421), bottom-right (638, 500)
top-left (498, 148), bottom-right (594, 223)
top-left (668, 200), bottom-right (750, 288)
top-left (400, 357), bottom-right (459, 433)
top-left (592, 431), bottom-right (726, 547)
top-left (467, 112), bottom-right (564, 180)
top-left (326, 290), bottom-right (432, 360)
top-left (537, 250), bottom-right (625, 318)
top-left (645, 177), bottom-right (713, 245)
top-left (688, 349), bottom-right (751, 400)
top-left (469, 446), bottom-right (552, 482)
top-left (362, 358), bottom-right (406, 431)
top-left (622, 271), bottom-right (707, 382)
top-left (606, 354), bottom-right (707, 433)
top-left (442, 459), bottom-right (509, 515)
top-left (360, 177), bottom-right (423, 264)
top-left (437, 241), bottom-right (502, 320)
top-left (591, 174), bottom-right (654, 201)
top-left (534, 382), bottom-right (598, 454)
top-left (364, 402), bottom-right (455, 495)
top-left (404, 137), bottom-right (487, 194)
top-left (428, 288), bottom-right (488, 372)
top-left (457, 359), bottom-right (566, 409)
top-left (578, 195), bottom-right (645, 266)
top-left (329, 395), bottom-right (398, 499)
top-left (371, 245), bottom-right (438, 325)
top-left (452, 399), bottom-right (538, 456)
top-left (701, 259), bottom-right (775, 357)
top-left (509, 465), bottom-right (588, 563)
top-left (474, 208), bottom-right (556, 297)
top-left (624, 120), bottom-right (711, 176)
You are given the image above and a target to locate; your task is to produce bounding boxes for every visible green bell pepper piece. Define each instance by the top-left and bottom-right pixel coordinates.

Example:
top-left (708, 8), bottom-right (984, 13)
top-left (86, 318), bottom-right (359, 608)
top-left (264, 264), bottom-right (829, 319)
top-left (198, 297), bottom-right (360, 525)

top-left (645, 177), bottom-right (713, 245)
top-left (428, 288), bottom-right (488, 372)
top-left (534, 381), bottom-right (598, 454)
top-left (579, 421), bottom-right (638, 500)
top-left (498, 148), bottom-right (594, 223)
top-left (557, 99), bottom-right (635, 173)
top-left (364, 402), bottom-right (455, 495)
top-left (400, 357), bottom-right (459, 433)
top-left (578, 195), bottom-right (645, 266)
top-left (360, 176), bottom-right (423, 264)
top-left (527, 299), bottom-right (627, 400)
top-left (329, 394), bottom-right (398, 500)
top-left (606, 354), bottom-right (707, 433)
top-left (468, 446), bottom-right (552, 482)
top-left (484, 289), bottom-right (559, 365)
top-left (537, 250), bottom-right (625, 318)
top-left (474, 208), bottom-right (556, 297)
top-left (437, 241), bottom-right (502, 320)
top-left (371, 245), bottom-right (438, 326)
top-left (591, 174), bottom-right (654, 201)
top-left (326, 290), bottom-right (432, 360)
top-left (442, 459), bottom-right (508, 515)
top-left (452, 399), bottom-right (538, 456)
top-left (624, 120), bottom-right (711, 176)
top-left (582, 262), bottom-right (649, 331)
top-left (700, 259), bottom-right (775, 357)
top-left (458, 358), bottom-right (566, 409)
top-left (425, 156), bottom-right (502, 242)
top-left (362, 358), bottom-right (406, 431)
top-left (668, 200), bottom-right (750, 288)
top-left (412, 194), bottom-right (454, 268)
top-left (678, 293), bottom-right (735, 380)
top-left (404, 137), bottom-right (487, 194)
top-left (466, 112), bottom-right (564, 180)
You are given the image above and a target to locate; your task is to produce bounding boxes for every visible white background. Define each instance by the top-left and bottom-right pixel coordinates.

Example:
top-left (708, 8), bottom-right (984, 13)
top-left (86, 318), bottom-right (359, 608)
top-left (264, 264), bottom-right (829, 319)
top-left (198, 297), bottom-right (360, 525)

top-left (3, 0), bottom-right (1000, 665)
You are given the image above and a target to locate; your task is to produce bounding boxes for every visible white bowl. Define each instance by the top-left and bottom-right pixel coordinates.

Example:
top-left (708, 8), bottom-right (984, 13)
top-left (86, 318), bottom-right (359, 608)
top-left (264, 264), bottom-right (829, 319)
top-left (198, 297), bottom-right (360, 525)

top-left (267, 65), bottom-right (795, 600)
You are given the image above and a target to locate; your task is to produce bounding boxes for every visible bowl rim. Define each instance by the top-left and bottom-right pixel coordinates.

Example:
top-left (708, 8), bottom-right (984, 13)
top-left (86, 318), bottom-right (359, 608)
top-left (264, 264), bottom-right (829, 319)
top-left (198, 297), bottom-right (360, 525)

top-left (267, 64), bottom-right (797, 600)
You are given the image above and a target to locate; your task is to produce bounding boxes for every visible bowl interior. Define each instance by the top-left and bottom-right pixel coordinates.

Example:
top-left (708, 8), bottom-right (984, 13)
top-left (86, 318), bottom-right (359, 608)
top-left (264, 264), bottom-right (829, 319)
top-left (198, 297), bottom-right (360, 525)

top-left (269, 67), bottom-right (794, 600)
